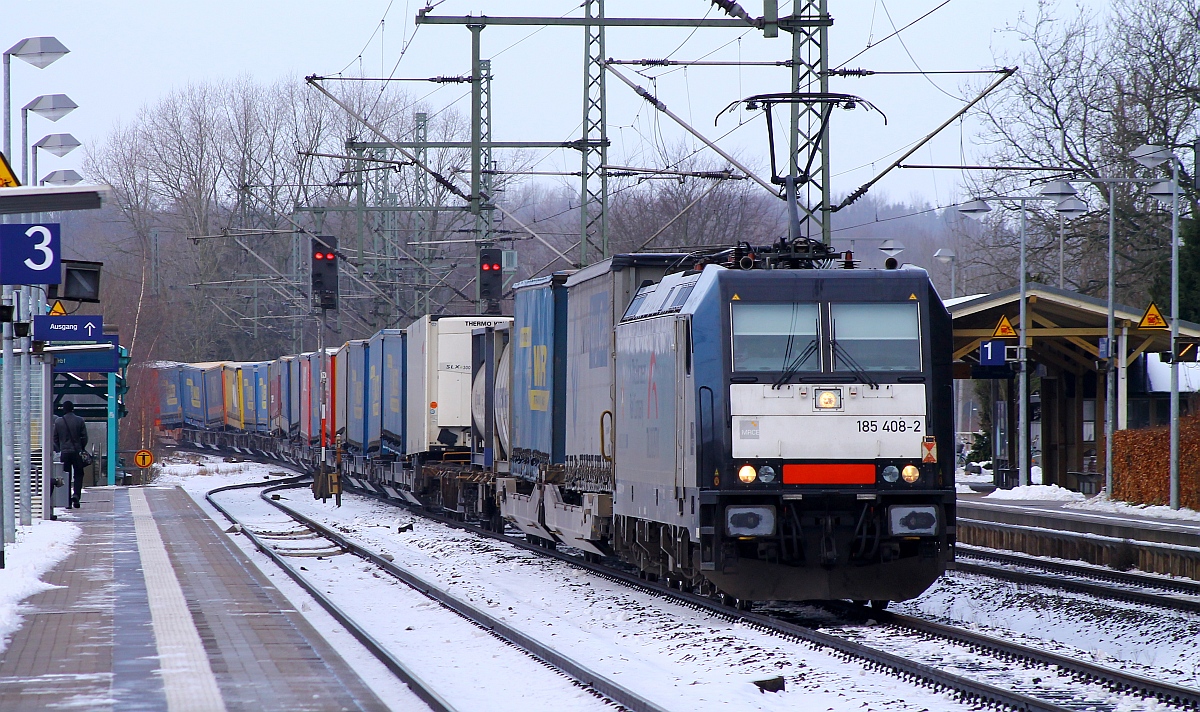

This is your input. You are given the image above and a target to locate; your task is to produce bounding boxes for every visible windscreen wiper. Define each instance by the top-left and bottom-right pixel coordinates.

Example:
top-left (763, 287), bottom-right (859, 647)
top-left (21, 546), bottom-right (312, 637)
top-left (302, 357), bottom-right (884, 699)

top-left (835, 319), bottom-right (883, 389)
top-left (772, 338), bottom-right (819, 389)
top-left (831, 339), bottom-right (879, 389)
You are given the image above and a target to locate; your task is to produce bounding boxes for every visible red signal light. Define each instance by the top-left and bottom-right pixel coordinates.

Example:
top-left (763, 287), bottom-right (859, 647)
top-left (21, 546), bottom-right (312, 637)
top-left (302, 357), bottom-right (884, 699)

top-left (481, 263), bottom-right (491, 271)
top-left (491, 263), bottom-right (501, 271)
top-left (314, 252), bottom-right (325, 260)
top-left (325, 252), bottom-right (336, 260)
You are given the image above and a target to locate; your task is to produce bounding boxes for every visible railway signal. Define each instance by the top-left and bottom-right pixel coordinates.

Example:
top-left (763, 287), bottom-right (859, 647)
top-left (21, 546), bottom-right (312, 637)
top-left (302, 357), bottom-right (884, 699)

top-left (479, 247), bottom-right (503, 301)
top-left (311, 235), bottom-right (339, 311)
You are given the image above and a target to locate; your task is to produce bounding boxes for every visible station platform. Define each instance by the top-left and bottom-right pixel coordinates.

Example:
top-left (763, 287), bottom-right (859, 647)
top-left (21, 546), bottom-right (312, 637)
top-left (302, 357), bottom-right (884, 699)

top-left (0, 486), bottom-right (387, 712)
top-left (956, 494), bottom-right (1200, 580)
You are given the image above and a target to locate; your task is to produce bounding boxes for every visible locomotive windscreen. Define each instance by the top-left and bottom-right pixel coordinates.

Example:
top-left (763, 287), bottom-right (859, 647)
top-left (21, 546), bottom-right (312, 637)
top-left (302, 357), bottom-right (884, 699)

top-left (730, 302), bottom-right (820, 372)
top-left (830, 302), bottom-right (921, 371)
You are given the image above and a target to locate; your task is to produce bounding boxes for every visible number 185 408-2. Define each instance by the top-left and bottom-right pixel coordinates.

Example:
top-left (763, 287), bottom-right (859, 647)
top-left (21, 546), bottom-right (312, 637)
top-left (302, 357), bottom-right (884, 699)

top-left (856, 419), bottom-right (922, 433)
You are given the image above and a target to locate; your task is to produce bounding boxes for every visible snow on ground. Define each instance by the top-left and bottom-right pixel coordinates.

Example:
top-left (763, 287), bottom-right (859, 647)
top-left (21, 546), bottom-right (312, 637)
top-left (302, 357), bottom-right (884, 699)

top-left (984, 484), bottom-right (1084, 502)
top-left (152, 453), bottom-right (425, 711)
top-left (282, 491), bottom-right (979, 712)
top-left (151, 452), bottom-right (297, 491)
top-left (209, 484), bottom-right (610, 712)
top-left (1064, 493), bottom-right (1200, 523)
top-left (895, 569), bottom-right (1200, 689)
top-left (0, 519), bottom-right (81, 656)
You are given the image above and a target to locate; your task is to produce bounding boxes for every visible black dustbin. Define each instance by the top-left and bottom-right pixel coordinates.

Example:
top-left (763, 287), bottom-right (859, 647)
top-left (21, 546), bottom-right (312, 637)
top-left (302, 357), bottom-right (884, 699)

top-left (994, 468), bottom-right (1019, 490)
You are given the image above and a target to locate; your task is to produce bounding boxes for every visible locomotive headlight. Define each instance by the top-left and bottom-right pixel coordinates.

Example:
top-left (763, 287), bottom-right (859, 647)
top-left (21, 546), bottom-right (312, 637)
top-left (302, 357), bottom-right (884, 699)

top-left (738, 464), bottom-right (758, 483)
top-left (901, 464), bottom-right (920, 483)
top-left (881, 465), bottom-right (900, 483)
top-left (814, 388), bottom-right (842, 410)
top-left (758, 465), bottom-right (777, 483)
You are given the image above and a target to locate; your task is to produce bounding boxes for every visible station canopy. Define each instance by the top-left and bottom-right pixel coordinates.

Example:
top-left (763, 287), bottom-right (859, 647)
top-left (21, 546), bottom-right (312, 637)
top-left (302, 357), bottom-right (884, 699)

top-left (947, 283), bottom-right (1200, 371)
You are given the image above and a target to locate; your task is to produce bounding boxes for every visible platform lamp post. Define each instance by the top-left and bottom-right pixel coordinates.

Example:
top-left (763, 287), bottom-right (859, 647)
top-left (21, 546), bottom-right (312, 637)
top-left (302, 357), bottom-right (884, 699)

top-left (20, 94), bottom-right (76, 185)
top-left (1053, 195), bottom-right (1089, 289)
top-left (3, 37), bottom-right (69, 171)
top-left (31, 133), bottom-right (79, 187)
top-left (959, 190), bottom-right (1084, 487)
top-left (1133, 143), bottom-right (1186, 509)
top-left (40, 168), bottom-right (82, 186)
top-left (934, 248), bottom-right (956, 298)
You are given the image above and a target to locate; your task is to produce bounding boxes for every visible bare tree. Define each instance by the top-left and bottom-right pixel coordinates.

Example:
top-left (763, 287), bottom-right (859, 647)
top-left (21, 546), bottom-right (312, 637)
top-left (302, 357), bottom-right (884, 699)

top-left (965, 0), bottom-right (1199, 306)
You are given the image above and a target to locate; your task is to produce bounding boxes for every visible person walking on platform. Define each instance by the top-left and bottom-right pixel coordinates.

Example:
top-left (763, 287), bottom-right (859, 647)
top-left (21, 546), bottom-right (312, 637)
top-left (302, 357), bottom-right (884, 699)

top-left (53, 401), bottom-right (89, 509)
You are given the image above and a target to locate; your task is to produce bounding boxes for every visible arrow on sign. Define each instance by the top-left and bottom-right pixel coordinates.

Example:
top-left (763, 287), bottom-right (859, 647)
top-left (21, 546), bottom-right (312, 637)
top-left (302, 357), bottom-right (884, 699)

top-left (84, 321), bottom-right (97, 336)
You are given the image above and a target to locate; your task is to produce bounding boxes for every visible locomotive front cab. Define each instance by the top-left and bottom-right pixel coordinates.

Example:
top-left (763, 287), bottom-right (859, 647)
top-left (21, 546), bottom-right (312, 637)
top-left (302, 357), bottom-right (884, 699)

top-left (693, 267), bottom-right (955, 602)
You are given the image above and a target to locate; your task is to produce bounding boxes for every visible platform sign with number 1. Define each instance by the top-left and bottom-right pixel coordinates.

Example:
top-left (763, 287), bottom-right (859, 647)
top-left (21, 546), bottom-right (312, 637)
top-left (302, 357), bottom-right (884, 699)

top-left (979, 339), bottom-right (1008, 366)
top-left (0, 223), bottom-right (62, 285)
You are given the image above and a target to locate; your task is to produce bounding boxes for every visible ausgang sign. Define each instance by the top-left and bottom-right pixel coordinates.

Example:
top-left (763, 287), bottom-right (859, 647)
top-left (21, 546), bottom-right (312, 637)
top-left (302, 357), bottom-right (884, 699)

top-left (32, 315), bottom-right (103, 342)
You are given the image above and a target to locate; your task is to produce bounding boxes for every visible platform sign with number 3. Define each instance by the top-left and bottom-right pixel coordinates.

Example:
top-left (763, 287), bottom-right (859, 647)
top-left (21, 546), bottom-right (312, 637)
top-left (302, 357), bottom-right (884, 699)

top-left (0, 223), bottom-right (61, 285)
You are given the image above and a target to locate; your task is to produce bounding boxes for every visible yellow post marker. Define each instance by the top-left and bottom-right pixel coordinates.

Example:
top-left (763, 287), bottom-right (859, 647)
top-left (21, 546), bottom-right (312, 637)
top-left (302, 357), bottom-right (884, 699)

top-left (134, 449), bottom-right (155, 469)
top-left (1138, 302), bottom-right (1169, 330)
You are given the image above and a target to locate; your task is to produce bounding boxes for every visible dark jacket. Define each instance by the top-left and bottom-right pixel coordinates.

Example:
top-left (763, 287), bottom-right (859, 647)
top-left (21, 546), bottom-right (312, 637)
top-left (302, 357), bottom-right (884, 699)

top-left (53, 412), bottom-right (89, 456)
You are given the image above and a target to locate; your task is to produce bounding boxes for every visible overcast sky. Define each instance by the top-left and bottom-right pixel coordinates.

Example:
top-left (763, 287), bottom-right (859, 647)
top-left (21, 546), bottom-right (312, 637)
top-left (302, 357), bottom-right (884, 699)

top-left (4, 1), bottom-right (1095, 208)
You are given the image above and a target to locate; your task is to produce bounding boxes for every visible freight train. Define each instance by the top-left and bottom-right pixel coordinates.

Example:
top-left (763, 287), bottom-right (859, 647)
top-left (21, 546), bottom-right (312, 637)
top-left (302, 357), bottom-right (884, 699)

top-left (157, 241), bottom-right (955, 605)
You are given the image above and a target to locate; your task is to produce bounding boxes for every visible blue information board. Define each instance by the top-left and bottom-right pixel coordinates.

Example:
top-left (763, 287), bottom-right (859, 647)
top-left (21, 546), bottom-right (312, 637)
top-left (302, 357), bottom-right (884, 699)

top-left (33, 315), bottom-right (103, 342)
top-left (0, 223), bottom-right (61, 285)
top-left (53, 335), bottom-right (119, 373)
top-left (979, 339), bottom-right (1007, 366)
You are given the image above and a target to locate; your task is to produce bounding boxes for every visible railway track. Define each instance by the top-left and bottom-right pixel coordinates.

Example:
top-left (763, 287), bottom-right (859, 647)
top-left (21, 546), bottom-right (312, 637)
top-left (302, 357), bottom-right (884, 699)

top-left (331, 480), bottom-right (1200, 712)
top-left (286, 480), bottom-right (1174, 712)
top-left (954, 544), bottom-right (1200, 614)
top-left (182, 446), bottom-right (1200, 712)
top-left (817, 602), bottom-right (1200, 710)
top-left (206, 478), bottom-right (669, 712)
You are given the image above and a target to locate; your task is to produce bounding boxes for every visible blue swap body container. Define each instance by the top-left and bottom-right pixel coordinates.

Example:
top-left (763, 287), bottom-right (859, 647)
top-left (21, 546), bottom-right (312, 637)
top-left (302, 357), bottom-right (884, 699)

top-left (180, 365), bottom-right (205, 427)
top-left (157, 365), bottom-right (183, 428)
top-left (253, 362), bottom-right (270, 433)
top-left (383, 330), bottom-right (407, 455)
top-left (286, 355), bottom-right (301, 439)
top-left (181, 363), bottom-right (225, 429)
top-left (510, 273), bottom-right (569, 482)
top-left (239, 365), bottom-right (257, 433)
top-left (367, 329), bottom-right (405, 456)
top-left (270, 357), bottom-right (292, 437)
top-left (202, 364), bottom-right (225, 429)
top-left (345, 340), bottom-right (368, 452)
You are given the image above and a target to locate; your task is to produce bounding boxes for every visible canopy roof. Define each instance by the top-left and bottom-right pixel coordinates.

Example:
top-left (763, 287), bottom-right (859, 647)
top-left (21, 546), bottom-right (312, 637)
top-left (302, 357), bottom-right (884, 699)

top-left (949, 283), bottom-right (1200, 370)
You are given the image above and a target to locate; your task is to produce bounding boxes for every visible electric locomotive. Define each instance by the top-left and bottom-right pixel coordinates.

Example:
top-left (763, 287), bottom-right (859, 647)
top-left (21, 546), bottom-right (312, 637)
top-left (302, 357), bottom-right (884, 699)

top-left (494, 241), bottom-right (954, 603)
top-left (605, 242), bottom-right (954, 602)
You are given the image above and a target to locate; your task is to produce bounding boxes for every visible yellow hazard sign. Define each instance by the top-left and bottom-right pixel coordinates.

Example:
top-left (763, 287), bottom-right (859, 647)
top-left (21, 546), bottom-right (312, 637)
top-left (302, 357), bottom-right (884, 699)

top-left (909, 293), bottom-right (918, 300)
top-left (48, 300), bottom-right (67, 316)
top-left (0, 151), bottom-right (19, 188)
top-left (992, 315), bottom-right (1018, 339)
top-left (731, 293), bottom-right (741, 300)
top-left (134, 449), bottom-right (154, 469)
top-left (1138, 302), bottom-right (1169, 330)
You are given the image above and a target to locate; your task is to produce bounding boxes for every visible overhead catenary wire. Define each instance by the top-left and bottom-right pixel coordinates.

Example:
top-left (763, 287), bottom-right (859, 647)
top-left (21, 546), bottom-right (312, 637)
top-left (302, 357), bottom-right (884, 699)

top-left (605, 63), bottom-right (778, 197)
top-left (833, 0), bottom-right (958, 70)
top-left (306, 76), bottom-right (575, 268)
top-left (834, 67), bottom-right (1016, 211)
